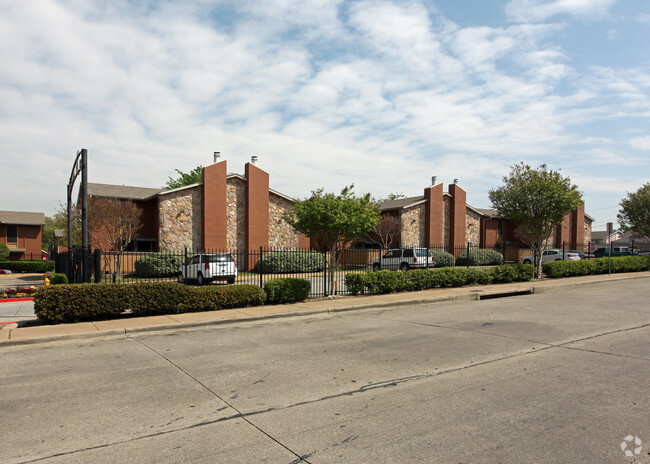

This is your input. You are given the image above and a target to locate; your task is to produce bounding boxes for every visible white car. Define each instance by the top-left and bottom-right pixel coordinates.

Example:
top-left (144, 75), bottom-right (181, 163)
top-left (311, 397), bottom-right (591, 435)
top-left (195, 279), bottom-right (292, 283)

top-left (372, 248), bottom-right (435, 271)
top-left (520, 249), bottom-right (581, 265)
top-left (178, 253), bottom-right (237, 285)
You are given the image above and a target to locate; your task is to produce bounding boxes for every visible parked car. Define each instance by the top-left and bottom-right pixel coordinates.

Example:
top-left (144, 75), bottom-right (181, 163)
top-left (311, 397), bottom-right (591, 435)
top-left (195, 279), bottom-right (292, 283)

top-left (520, 249), bottom-right (581, 265)
top-left (178, 253), bottom-right (237, 285)
top-left (568, 250), bottom-right (588, 259)
top-left (372, 248), bottom-right (435, 271)
top-left (593, 247), bottom-right (634, 258)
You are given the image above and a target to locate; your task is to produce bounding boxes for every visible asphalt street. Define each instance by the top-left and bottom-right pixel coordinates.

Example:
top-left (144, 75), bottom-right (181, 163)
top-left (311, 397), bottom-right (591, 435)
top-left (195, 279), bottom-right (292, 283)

top-left (1, 279), bottom-right (649, 463)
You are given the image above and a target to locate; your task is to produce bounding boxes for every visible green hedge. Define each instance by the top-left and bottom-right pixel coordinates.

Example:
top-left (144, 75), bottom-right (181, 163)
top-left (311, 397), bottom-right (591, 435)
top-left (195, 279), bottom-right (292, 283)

top-left (345, 264), bottom-right (533, 295)
top-left (0, 260), bottom-right (54, 273)
top-left (49, 273), bottom-right (69, 285)
top-left (255, 251), bottom-right (326, 273)
top-left (429, 250), bottom-right (456, 267)
top-left (543, 256), bottom-right (650, 278)
top-left (264, 278), bottom-right (311, 304)
top-left (34, 282), bottom-right (266, 324)
top-left (134, 254), bottom-right (183, 277)
top-left (0, 243), bottom-right (9, 261)
top-left (456, 248), bottom-right (504, 266)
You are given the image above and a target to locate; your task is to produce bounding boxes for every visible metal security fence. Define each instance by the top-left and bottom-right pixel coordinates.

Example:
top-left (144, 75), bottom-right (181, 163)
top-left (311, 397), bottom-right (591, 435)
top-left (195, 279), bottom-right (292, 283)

top-left (83, 244), bottom-right (518, 298)
top-left (45, 240), bottom-right (648, 296)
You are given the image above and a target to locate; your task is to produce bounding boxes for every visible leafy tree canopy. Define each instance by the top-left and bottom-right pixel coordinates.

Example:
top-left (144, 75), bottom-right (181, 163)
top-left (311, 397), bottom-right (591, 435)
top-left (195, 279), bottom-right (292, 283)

top-left (285, 185), bottom-right (380, 251)
top-left (163, 166), bottom-right (203, 190)
top-left (285, 185), bottom-right (380, 293)
top-left (489, 163), bottom-right (582, 277)
top-left (375, 192), bottom-right (406, 203)
top-left (617, 183), bottom-right (650, 240)
top-left (0, 242), bottom-right (9, 261)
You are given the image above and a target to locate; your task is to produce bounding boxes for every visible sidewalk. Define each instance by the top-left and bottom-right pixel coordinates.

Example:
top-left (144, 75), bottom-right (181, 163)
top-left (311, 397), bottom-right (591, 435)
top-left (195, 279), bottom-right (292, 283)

top-left (2, 271), bottom-right (649, 346)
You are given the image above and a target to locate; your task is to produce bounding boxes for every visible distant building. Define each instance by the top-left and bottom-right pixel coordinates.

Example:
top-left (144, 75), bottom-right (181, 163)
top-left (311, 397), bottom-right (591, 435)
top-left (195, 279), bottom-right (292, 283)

top-left (0, 211), bottom-right (45, 260)
top-left (376, 179), bottom-right (592, 252)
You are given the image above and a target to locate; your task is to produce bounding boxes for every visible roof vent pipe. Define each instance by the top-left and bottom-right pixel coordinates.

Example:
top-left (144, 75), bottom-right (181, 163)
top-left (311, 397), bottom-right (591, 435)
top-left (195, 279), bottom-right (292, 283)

top-left (251, 155), bottom-right (258, 166)
top-left (213, 152), bottom-right (221, 163)
top-left (453, 178), bottom-right (458, 185)
top-left (431, 176), bottom-right (437, 186)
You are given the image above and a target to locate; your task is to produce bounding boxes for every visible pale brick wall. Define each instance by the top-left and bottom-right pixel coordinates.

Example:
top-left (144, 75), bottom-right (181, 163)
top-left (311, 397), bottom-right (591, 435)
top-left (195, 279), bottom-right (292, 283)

top-left (466, 209), bottom-right (481, 246)
top-left (227, 177), bottom-right (246, 251)
top-left (584, 217), bottom-right (592, 244)
top-left (158, 186), bottom-right (202, 252)
top-left (269, 193), bottom-right (301, 248)
top-left (400, 204), bottom-right (425, 247)
top-left (443, 196), bottom-right (450, 248)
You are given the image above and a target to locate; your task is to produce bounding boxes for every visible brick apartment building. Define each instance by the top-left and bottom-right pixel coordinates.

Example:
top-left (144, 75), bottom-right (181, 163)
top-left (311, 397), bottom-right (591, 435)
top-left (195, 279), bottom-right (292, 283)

top-left (0, 211), bottom-right (45, 260)
top-left (86, 158), bottom-right (592, 255)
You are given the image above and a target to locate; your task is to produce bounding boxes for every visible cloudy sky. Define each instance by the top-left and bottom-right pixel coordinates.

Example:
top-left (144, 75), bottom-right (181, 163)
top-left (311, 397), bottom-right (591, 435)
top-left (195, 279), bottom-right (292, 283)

top-left (2, 0), bottom-right (649, 230)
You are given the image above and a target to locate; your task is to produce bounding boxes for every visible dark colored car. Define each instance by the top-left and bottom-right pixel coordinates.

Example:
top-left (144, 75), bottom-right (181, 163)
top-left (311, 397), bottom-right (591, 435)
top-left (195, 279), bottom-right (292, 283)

top-left (593, 247), bottom-right (635, 258)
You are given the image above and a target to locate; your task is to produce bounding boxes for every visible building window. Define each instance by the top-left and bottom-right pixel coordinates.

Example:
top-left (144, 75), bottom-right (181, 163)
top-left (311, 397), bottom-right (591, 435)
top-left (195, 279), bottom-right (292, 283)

top-left (497, 220), bottom-right (503, 236)
top-left (6, 225), bottom-right (17, 245)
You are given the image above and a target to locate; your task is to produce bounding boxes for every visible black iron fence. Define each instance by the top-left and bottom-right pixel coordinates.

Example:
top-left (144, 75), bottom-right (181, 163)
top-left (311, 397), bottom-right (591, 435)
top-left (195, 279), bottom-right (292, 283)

top-left (75, 244), bottom-right (511, 298)
top-left (47, 241), bottom-right (646, 298)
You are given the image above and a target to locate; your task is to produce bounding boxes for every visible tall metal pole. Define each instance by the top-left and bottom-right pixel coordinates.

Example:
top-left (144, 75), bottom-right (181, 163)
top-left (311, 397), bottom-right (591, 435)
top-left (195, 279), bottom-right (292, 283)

top-left (80, 149), bottom-right (89, 283)
top-left (67, 183), bottom-right (73, 282)
top-left (67, 148), bottom-right (89, 283)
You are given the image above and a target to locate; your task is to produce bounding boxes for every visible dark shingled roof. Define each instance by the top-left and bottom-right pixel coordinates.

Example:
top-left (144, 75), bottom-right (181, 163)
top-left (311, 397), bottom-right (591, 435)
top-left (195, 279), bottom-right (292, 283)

top-left (0, 211), bottom-right (45, 226)
top-left (377, 195), bottom-right (427, 211)
top-left (87, 183), bottom-right (162, 201)
top-left (474, 208), bottom-right (499, 218)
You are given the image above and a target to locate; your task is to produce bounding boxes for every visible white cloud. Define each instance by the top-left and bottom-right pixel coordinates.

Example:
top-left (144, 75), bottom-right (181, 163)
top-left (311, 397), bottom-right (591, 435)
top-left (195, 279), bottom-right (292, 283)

top-left (0, 0), bottom-right (648, 228)
top-left (629, 136), bottom-right (650, 150)
top-left (506, 0), bottom-right (617, 23)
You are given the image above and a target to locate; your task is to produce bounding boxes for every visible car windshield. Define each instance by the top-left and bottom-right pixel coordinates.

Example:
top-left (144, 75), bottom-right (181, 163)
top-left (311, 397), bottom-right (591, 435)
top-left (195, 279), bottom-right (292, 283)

top-left (204, 254), bottom-right (234, 263)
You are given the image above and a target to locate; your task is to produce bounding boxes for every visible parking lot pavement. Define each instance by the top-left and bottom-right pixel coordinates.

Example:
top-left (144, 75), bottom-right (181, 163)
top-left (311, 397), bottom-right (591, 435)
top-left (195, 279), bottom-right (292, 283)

top-left (1, 279), bottom-right (649, 463)
top-left (0, 300), bottom-right (36, 324)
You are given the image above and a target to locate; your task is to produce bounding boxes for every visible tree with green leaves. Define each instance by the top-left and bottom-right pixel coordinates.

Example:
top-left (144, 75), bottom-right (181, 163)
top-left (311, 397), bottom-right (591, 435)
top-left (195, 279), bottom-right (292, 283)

top-left (617, 183), bottom-right (650, 241)
top-left (163, 166), bottom-right (203, 189)
top-left (49, 203), bottom-right (81, 249)
top-left (0, 242), bottom-right (9, 261)
top-left (284, 185), bottom-right (380, 294)
top-left (489, 163), bottom-right (582, 278)
top-left (376, 192), bottom-right (406, 203)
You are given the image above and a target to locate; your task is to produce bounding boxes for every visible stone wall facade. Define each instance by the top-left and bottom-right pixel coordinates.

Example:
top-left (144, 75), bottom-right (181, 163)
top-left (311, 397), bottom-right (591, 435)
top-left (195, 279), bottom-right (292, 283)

top-left (466, 209), bottom-right (481, 246)
top-left (269, 193), bottom-right (301, 248)
top-left (400, 204), bottom-right (425, 247)
top-left (584, 217), bottom-right (592, 244)
top-left (227, 177), bottom-right (247, 251)
top-left (158, 186), bottom-right (202, 252)
top-left (443, 196), bottom-right (450, 248)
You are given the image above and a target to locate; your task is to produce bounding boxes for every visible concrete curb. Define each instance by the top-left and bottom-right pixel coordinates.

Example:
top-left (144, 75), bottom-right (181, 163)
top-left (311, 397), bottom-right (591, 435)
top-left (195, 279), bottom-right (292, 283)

top-left (1, 272), bottom-right (649, 347)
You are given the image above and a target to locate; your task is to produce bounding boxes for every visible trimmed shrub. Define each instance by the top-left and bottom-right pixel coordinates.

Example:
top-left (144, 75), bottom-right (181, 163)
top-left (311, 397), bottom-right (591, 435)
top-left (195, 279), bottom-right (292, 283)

top-left (0, 242), bottom-right (9, 261)
top-left (255, 251), bottom-right (326, 273)
top-left (429, 250), bottom-right (456, 268)
top-left (456, 248), bottom-right (504, 266)
top-left (34, 282), bottom-right (266, 324)
top-left (543, 256), bottom-right (650, 278)
top-left (344, 264), bottom-right (533, 295)
top-left (491, 264), bottom-right (534, 283)
top-left (50, 273), bottom-right (69, 285)
top-left (264, 278), bottom-right (311, 304)
top-left (0, 260), bottom-right (54, 273)
top-left (134, 254), bottom-right (183, 278)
